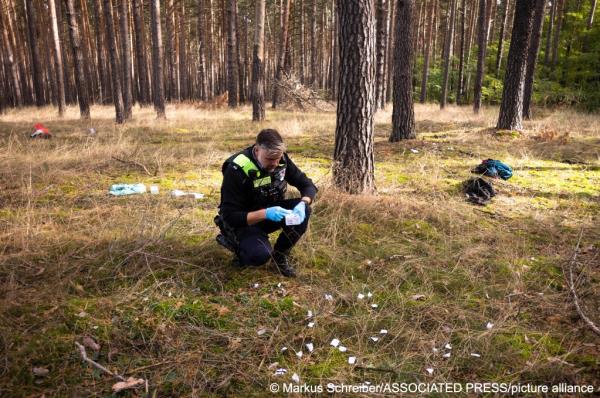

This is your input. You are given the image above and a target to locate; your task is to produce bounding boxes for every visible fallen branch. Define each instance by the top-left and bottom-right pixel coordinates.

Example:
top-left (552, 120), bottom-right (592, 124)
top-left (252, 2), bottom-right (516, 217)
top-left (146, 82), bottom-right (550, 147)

top-left (75, 342), bottom-right (126, 381)
top-left (564, 229), bottom-right (600, 336)
top-left (112, 155), bottom-right (153, 176)
top-left (75, 342), bottom-right (147, 393)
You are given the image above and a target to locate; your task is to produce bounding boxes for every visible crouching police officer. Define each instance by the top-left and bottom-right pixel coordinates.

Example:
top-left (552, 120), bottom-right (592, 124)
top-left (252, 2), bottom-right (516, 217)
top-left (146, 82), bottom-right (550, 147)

top-left (214, 129), bottom-right (317, 277)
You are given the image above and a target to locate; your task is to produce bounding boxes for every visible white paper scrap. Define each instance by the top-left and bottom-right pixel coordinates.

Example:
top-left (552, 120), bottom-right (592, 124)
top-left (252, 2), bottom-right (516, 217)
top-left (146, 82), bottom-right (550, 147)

top-left (292, 373), bottom-right (300, 383)
top-left (330, 338), bottom-right (340, 347)
top-left (274, 368), bottom-right (287, 376)
top-left (357, 293), bottom-right (365, 300)
top-left (257, 329), bottom-right (267, 336)
top-left (426, 368), bottom-right (434, 375)
top-left (325, 294), bottom-right (333, 301)
top-left (380, 329), bottom-right (388, 335)
top-left (348, 356), bottom-right (357, 364)
top-left (339, 346), bottom-right (347, 352)
top-left (281, 347), bottom-right (288, 352)
top-left (411, 148), bottom-right (419, 153)
top-left (296, 351), bottom-right (303, 358)
top-left (432, 347), bottom-right (439, 353)
top-left (471, 353), bottom-right (481, 358)
top-left (306, 343), bottom-right (314, 352)
top-left (486, 322), bottom-right (494, 330)
top-left (307, 310), bottom-right (313, 318)
top-left (371, 304), bottom-right (378, 309)
top-left (253, 283), bottom-right (260, 288)
top-left (367, 292), bottom-right (373, 298)
top-left (370, 336), bottom-right (379, 342)
top-left (444, 343), bottom-right (452, 350)
top-left (307, 322), bottom-right (315, 328)
top-left (443, 352), bottom-right (451, 358)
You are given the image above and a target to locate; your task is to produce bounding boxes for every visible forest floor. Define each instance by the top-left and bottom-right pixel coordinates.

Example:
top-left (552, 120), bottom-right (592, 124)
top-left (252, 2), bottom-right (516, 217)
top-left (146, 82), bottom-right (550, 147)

top-left (0, 104), bottom-right (599, 397)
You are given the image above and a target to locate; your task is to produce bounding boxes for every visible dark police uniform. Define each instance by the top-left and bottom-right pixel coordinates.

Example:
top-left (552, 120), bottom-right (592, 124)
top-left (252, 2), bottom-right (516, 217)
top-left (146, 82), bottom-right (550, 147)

top-left (216, 146), bottom-right (317, 266)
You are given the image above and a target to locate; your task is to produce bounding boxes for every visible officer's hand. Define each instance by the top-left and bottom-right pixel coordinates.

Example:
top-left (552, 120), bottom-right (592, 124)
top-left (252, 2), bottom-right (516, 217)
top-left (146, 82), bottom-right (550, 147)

top-left (265, 206), bottom-right (292, 222)
top-left (292, 201), bottom-right (306, 224)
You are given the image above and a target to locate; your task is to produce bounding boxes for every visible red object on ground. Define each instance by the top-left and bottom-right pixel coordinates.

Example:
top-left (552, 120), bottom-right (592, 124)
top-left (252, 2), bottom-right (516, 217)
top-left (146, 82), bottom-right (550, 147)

top-left (31, 123), bottom-right (51, 138)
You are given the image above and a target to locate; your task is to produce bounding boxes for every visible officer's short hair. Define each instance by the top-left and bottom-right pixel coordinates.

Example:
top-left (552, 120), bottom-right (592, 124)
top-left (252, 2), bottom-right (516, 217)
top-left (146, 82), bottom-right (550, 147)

top-left (256, 129), bottom-right (286, 156)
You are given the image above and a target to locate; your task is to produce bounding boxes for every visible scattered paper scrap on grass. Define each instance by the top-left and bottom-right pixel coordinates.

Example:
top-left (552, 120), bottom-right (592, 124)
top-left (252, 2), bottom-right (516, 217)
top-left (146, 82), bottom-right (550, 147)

top-left (486, 322), bottom-right (494, 330)
top-left (330, 338), bottom-right (340, 347)
top-left (348, 356), bottom-right (357, 364)
top-left (292, 373), bottom-right (300, 383)
top-left (426, 368), bottom-right (434, 375)
top-left (112, 377), bottom-right (145, 393)
top-left (274, 368), bottom-right (287, 376)
top-left (306, 343), bottom-right (314, 352)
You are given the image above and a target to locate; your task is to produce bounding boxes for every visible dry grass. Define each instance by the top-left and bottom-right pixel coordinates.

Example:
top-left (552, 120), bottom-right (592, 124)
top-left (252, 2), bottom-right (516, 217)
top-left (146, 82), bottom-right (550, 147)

top-left (0, 103), bottom-right (599, 396)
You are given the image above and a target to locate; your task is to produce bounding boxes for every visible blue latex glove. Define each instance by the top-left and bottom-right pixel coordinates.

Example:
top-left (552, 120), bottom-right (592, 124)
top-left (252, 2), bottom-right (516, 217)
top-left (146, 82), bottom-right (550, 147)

top-left (265, 206), bottom-right (292, 222)
top-left (292, 201), bottom-right (306, 224)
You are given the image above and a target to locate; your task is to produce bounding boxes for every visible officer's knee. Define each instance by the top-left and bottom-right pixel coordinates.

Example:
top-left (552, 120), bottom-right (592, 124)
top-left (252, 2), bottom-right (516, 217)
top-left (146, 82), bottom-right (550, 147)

top-left (241, 247), bottom-right (272, 266)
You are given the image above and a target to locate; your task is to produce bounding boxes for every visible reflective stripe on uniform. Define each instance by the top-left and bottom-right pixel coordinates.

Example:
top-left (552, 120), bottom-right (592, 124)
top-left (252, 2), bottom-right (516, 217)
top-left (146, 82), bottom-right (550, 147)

top-left (253, 176), bottom-right (272, 188)
top-left (232, 154), bottom-right (260, 178)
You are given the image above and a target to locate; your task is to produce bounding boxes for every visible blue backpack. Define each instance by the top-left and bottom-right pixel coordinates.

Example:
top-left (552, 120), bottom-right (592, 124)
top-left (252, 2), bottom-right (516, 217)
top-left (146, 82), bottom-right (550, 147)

top-left (472, 159), bottom-right (513, 180)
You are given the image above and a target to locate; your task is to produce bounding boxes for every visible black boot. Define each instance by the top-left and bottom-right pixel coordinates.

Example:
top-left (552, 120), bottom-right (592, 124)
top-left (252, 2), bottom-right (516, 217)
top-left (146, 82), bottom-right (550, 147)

top-left (272, 251), bottom-right (296, 278)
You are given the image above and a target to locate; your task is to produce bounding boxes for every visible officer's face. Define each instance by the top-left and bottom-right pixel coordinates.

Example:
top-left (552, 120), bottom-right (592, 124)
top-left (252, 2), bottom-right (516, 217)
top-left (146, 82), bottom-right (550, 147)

top-left (254, 146), bottom-right (282, 172)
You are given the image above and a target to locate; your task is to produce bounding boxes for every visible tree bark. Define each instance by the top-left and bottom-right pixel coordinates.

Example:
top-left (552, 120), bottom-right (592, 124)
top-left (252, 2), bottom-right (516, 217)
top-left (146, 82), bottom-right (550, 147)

top-left (310, 0), bottom-right (317, 86)
top-left (550, 0), bottom-right (565, 69)
top-left (150, 0), bottom-right (165, 118)
top-left (119, 0), bottom-right (133, 119)
top-left (133, 0), bottom-right (151, 104)
top-left (66, 0), bottom-right (91, 118)
top-left (441, 0), bottom-right (457, 109)
top-left (375, 0), bottom-right (389, 110)
top-left (456, 0), bottom-right (466, 104)
top-left (523, 0), bottom-right (545, 120)
top-left (588, 0), bottom-right (597, 28)
top-left (473, 0), bottom-right (488, 113)
top-left (25, 0), bottom-right (44, 106)
top-left (1, 3), bottom-right (23, 106)
top-left (49, 0), bottom-right (66, 116)
top-left (420, 0), bottom-right (434, 103)
top-left (252, 0), bottom-right (266, 121)
top-left (272, 0), bottom-right (291, 108)
top-left (390, 0), bottom-right (416, 141)
top-left (495, 0), bottom-right (510, 76)
top-left (103, 0), bottom-right (124, 122)
top-left (544, 0), bottom-right (556, 65)
top-left (226, 0), bottom-right (239, 107)
top-left (197, 0), bottom-right (208, 100)
top-left (496, 0), bottom-right (536, 130)
top-left (333, 0), bottom-right (376, 194)
top-left (179, 0), bottom-right (188, 100)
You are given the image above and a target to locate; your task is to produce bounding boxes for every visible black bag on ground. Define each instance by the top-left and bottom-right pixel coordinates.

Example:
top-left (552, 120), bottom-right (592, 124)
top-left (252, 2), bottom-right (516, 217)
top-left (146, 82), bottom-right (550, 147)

top-left (463, 177), bottom-right (495, 205)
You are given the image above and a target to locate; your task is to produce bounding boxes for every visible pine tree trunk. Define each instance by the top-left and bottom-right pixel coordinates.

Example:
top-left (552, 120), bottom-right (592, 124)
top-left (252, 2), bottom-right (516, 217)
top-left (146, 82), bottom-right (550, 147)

top-left (165, 0), bottom-right (174, 100)
top-left (66, 0), bottom-right (90, 118)
top-left (150, 0), bottom-right (165, 118)
top-left (119, 0), bottom-right (133, 119)
top-left (496, 0), bottom-right (536, 130)
top-left (390, 0), bottom-right (416, 141)
top-left (550, 0), bottom-right (565, 69)
top-left (473, 0), bottom-right (488, 113)
top-left (420, 0), bottom-right (434, 103)
top-left (226, 0), bottom-right (239, 107)
top-left (299, 0), bottom-right (305, 84)
top-left (456, 0), bottom-right (466, 104)
top-left (235, 3), bottom-right (244, 103)
top-left (49, 0), bottom-right (66, 116)
top-left (544, 0), bottom-right (555, 65)
top-left (310, 0), bottom-right (317, 86)
top-left (464, 0), bottom-right (478, 103)
top-left (333, 0), bottom-right (376, 194)
top-left (1, 5), bottom-right (23, 106)
top-left (441, 0), bottom-right (457, 109)
top-left (523, 0), bottom-right (545, 120)
top-left (588, 0), bottom-right (597, 28)
top-left (494, 0), bottom-right (510, 76)
top-left (133, 0), bottom-right (151, 104)
top-left (25, 0), bottom-right (44, 106)
top-left (179, 1), bottom-right (188, 100)
top-left (197, 0), bottom-right (209, 100)
top-left (272, 0), bottom-right (291, 108)
top-left (104, 0), bottom-right (124, 122)
top-left (252, 0), bottom-right (266, 121)
top-left (92, 0), bottom-right (108, 104)
top-left (385, 0), bottom-right (395, 103)
top-left (375, 0), bottom-right (389, 110)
